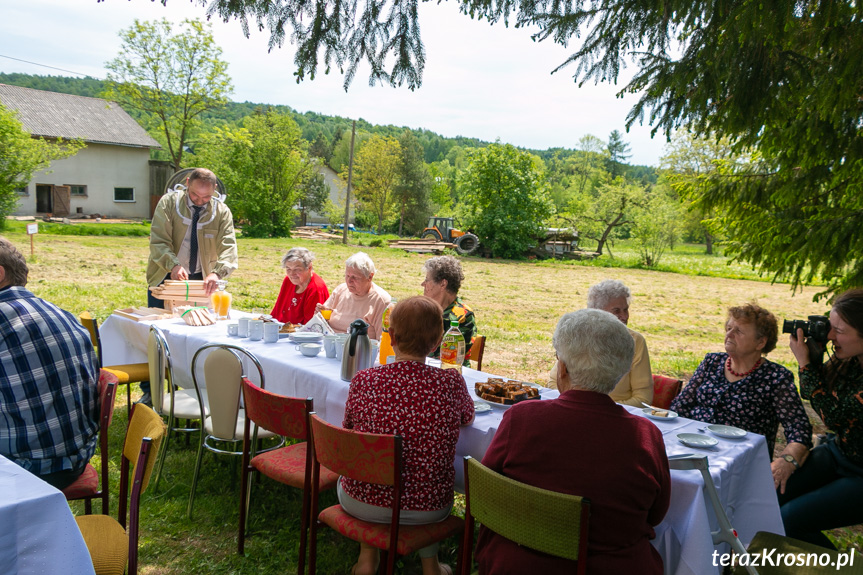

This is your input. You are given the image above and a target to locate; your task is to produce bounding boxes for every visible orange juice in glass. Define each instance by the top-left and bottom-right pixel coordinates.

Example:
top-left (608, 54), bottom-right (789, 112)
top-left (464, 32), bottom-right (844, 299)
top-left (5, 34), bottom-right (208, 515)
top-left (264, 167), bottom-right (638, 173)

top-left (212, 282), bottom-right (232, 320)
top-left (321, 309), bottom-right (332, 321)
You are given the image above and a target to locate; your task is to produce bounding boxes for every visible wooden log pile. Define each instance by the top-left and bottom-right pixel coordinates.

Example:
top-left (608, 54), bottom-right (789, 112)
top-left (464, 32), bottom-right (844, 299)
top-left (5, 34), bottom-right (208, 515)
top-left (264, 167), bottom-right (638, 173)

top-left (293, 227), bottom-right (343, 241)
top-left (387, 238), bottom-right (455, 254)
top-left (149, 280), bottom-right (212, 310)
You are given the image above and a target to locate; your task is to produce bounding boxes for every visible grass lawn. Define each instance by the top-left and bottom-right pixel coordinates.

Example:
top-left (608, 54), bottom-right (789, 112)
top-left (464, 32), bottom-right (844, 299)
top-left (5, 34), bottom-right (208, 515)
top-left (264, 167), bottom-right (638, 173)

top-left (2, 224), bottom-right (858, 572)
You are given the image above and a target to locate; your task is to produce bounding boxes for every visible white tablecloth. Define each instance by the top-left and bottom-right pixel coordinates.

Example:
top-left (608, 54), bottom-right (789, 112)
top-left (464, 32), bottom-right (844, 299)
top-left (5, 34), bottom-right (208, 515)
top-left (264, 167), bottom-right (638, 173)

top-left (102, 313), bottom-right (785, 575)
top-left (0, 456), bottom-right (95, 575)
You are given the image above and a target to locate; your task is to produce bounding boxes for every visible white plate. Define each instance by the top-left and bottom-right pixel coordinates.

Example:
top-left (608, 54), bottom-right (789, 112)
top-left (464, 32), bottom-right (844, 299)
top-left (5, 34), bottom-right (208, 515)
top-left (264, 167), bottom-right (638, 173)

top-left (677, 433), bottom-right (719, 448)
top-left (642, 408), bottom-right (678, 421)
top-left (707, 424), bottom-right (747, 438)
top-left (473, 401), bottom-right (492, 414)
top-left (290, 332), bottom-right (324, 343)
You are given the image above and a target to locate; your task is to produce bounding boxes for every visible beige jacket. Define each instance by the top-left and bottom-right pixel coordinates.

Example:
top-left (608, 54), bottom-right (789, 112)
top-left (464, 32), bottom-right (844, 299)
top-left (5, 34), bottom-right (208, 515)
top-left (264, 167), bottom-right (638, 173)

top-left (548, 328), bottom-right (653, 407)
top-left (147, 190), bottom-right (238, 286)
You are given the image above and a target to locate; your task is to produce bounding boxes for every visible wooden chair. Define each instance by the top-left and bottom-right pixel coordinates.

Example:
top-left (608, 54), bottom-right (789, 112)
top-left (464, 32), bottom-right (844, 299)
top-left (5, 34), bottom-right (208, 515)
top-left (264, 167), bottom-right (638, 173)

top-left (75, 404), bottom-right (166, 575)
top-left (63, 369), bottom-right (118, 515)
top-left (80, 311), bottom-right (149, 410)
top-left (308, 413), bottom-right (464, 575)
top-left (147, 326), bottom-right (208, 491)
top-left (468, 335), bottom-right (486, 371)
top-left (238, 380), bottom-right (339, 572)
top-left (461, 456), bottom-right (590, 575)
top-left (668, 455), bottom-right (755, 575)
top-left (652, 374), bottom-right (683, 409)
top-left (187, 344), bottom-right (283, 519)
top-left (732, 531), bottom-right (863, 574)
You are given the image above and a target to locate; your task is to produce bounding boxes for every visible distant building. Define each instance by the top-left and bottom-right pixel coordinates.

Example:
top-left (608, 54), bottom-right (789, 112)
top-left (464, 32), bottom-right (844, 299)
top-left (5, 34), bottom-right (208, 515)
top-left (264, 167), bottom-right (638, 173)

top-left (305, 164), bottom-right (354, 225)
top-left (0, 84), bottom-right (163, 219)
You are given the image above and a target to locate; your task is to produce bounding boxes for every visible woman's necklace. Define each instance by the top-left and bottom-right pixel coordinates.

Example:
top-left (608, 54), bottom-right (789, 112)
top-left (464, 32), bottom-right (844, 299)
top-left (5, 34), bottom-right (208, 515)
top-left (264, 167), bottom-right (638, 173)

top-left (727, 356), bottom-right (763, 377)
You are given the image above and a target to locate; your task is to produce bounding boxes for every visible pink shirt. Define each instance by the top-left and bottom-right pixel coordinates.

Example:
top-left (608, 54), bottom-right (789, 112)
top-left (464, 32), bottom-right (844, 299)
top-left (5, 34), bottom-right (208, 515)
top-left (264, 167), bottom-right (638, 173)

top-left (342, 361), bottom-right (475, 511)
top-left (324, 282), bottom-right (391, 339)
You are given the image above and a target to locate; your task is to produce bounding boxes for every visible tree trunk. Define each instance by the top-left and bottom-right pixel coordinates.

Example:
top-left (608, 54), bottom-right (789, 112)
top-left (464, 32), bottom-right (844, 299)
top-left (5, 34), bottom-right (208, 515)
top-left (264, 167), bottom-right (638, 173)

top-left (399, 199), bottom-right (405, 236)
top-left (705, 230), bottom-right (714, 255)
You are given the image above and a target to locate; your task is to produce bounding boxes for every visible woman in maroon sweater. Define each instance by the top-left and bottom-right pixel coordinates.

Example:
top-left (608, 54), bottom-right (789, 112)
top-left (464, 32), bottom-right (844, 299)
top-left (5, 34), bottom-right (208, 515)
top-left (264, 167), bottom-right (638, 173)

top-left (476, 308), bottom-right (671, 574)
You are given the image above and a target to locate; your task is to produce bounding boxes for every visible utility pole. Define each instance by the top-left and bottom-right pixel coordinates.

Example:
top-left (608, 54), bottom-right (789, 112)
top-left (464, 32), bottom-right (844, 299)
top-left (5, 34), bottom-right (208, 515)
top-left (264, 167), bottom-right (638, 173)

top-left (343, 121), bottom-right (356, 245)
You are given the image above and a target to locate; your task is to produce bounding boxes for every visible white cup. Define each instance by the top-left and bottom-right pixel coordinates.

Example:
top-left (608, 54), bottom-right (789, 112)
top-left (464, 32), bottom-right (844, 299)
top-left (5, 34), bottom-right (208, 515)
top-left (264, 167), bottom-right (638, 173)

top-left (227, 323), bottom-right (239, 337)
top-left (238, 317), bottom-right (250, 338)
top-left (323, 335), bottom-right (338, 358)
top-left (369, 339), bottom-right (380, 366)
top-left (296, 343), bottom-right (322, 357)
top-left (263, 322), bottom-right (280, 343)
top-left (248, 319), bottom-right (264, 341)
top-left (334, 335), bottom-right (349, 360)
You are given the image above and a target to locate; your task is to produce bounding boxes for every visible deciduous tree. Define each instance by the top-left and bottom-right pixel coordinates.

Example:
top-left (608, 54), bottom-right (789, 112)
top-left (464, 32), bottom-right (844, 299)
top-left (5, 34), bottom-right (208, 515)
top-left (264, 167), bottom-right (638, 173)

top-left (458, 143), bottom-right (551, 259)
top-left (564, 178), bottom-right (644, 257)
top-left (394, 130), bottom-right (433, 236)
top-left (192, 111), bottom-right (311, 237)
top-left (353, 135), bottom-right (401, 234)
top-left (105, 18), bottom-right (232, 168)
top-left (0, 105), bottom-right (84, 229)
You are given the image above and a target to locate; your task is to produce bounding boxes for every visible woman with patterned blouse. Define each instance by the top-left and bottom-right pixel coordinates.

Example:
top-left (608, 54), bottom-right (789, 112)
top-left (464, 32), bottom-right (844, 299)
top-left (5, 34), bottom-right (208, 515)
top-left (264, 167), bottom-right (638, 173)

top-left (782, 289), bottom-right (863, 549)
top-left (671, 304), bottom-right (812, 489)
top-left (341, 296), bottom-right (475, 575)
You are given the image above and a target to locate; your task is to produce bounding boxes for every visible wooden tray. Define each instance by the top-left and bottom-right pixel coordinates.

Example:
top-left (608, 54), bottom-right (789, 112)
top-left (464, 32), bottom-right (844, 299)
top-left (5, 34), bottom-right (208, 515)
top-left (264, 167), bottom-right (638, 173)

top-left (113, 307), bottom-right (173, 322)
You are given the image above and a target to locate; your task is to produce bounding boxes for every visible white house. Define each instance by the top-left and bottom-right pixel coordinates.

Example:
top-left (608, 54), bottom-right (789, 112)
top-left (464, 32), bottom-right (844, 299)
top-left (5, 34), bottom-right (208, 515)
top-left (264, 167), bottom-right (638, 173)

top-left (0, 84), bottom-right (161, 219)
top-left (306, 163), bottom-right (355, 225)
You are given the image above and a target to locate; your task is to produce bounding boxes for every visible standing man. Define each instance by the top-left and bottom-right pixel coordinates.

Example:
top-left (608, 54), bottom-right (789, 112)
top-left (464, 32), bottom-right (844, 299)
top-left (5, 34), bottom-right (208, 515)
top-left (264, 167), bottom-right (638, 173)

top-left (144, 167), bottom-right (238, 404)
top-left (0, 237), bottom-right (100, 489)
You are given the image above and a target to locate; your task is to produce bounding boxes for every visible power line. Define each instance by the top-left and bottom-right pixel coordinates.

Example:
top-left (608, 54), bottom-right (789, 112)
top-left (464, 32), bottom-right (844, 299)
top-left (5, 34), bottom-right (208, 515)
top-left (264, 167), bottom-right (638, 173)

top-left (0, 54), bottom-right (98, 78)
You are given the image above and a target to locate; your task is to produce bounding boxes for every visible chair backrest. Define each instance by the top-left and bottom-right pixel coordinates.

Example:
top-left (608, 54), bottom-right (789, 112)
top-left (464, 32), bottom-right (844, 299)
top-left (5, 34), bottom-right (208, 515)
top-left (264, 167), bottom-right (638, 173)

top-left (652, 375), bottom-right (682, 410)
top-left (79, 311), bottom-right (103, 367)
top-left (242, 378), bottom-right (312, 440)
top-left (120, 404), bottom-right (166, 575)
top-left (468, 335), bottom-right (486, 371)
top-left (98, 369), bottom-right (119, 429)
top-left (463, 456), bottom-right (589, 568)
top-left (147, 326), bottom-right (171, 414)
top-left (309, 413), bottom-right (400, 486)
top-left (191, 344), bottom-right (266, 441)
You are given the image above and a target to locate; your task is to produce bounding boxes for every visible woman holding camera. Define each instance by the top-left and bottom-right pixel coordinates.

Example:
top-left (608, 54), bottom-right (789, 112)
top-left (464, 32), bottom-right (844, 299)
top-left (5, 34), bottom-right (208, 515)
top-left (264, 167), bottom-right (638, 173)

top-left (782, 289), bottom-right (863, 549)
top-left (671, 303), bottom-right (812, 487)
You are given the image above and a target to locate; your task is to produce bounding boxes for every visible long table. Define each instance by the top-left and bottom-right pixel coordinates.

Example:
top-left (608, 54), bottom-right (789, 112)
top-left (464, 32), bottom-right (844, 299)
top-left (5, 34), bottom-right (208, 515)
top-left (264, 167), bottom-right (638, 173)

top-left (102, 313), bottom-right (784, 575)
top-left (0, 455), bottom-right (96, 575)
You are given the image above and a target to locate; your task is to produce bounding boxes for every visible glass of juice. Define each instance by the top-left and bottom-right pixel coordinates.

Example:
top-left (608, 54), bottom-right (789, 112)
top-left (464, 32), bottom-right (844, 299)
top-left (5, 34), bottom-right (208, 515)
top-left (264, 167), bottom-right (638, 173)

top-left (212, 281), bottom-right (232, 320)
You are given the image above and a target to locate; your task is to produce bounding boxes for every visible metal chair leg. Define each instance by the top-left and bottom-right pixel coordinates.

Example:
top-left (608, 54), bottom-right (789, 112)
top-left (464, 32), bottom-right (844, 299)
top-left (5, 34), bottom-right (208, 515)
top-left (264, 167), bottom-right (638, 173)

top-left (187, 433), bottom-right (207, 520)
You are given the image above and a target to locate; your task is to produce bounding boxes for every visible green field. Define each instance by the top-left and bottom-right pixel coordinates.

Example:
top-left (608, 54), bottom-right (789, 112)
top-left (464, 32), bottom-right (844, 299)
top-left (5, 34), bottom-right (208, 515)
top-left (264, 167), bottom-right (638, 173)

top-left (2, 225), bottom-right (858, 572)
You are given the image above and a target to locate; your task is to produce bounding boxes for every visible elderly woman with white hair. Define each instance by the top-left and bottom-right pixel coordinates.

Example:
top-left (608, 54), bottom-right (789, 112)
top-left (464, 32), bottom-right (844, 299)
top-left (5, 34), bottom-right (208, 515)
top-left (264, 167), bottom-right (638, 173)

top-left (476, 309), bottom-right (671, 575)
top-left (548, 279), bottom-right (654, 407)
top-left (316, 252), bottom-right (392, 338)
top-left (270, 247), bottom-right (329, 324)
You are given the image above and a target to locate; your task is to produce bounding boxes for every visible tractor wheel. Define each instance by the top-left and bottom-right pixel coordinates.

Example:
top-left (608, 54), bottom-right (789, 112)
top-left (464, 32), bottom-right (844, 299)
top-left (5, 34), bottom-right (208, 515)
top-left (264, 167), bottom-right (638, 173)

top-left (422, 230), bottom-right (442, 241)
top-left (455, 233), bottom-right (480, 255)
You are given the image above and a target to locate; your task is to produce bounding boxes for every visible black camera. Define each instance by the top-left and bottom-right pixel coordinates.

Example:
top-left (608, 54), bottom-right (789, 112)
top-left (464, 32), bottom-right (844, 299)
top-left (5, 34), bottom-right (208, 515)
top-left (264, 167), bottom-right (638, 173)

top-left (782, 315), bottom-right (830, 344)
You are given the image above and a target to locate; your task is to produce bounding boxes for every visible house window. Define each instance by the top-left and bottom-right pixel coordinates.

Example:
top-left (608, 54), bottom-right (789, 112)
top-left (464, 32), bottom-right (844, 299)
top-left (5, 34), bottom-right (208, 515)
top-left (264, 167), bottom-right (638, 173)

top-left (68, 185), bottom-right (87, 197)
top-left (114, 187), bottom-right (135, 202)
top-left (14, 186), bottom-right (28, 196)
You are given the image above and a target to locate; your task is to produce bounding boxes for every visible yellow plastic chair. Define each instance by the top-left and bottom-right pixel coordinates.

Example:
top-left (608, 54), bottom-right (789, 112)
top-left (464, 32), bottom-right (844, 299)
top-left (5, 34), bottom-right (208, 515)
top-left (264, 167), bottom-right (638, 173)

top-left (461, 456), bottom-right (590, 575)
top-left (75, 404), bottom-right (166, 575)
top-left (80, 311), bottom-right (149, 410)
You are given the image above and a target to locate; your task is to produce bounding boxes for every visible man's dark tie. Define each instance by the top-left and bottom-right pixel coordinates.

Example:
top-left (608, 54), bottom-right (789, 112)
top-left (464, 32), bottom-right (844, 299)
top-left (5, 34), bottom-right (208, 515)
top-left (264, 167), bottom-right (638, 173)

top-left (189, 205), bottom-right (202, 275)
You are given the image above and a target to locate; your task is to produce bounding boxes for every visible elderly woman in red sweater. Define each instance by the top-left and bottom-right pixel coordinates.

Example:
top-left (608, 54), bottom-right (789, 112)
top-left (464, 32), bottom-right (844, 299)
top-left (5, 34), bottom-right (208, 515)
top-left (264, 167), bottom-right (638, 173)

top-left (342, 296), bottom-right (475, 575)
top-left (476, 308), bottom-right (671, 574)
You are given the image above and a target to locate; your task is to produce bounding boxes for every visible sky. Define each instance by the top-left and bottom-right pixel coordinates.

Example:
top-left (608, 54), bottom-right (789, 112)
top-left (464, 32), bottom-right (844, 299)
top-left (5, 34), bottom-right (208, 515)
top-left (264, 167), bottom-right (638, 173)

top-left (0, 0), bottom-right (669, 166)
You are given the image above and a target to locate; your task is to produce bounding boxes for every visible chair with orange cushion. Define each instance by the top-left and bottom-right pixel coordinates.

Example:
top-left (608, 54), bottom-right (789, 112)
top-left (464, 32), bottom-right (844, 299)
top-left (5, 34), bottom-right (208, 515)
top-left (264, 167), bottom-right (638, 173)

top-left (652, 375), bottom-right (683, 410)
top-left (80, 311), bottom-right (149, 410)
top-left (307, 413), bottom-right (464, 575)
top-left (63, 369), bottom-right (118, 515)
top-left (468, 335), bottom-right (486, 371)
top-left (238, 380), bottom-right (339, 572)
top-left (75, 403), bottom-right (165, 575)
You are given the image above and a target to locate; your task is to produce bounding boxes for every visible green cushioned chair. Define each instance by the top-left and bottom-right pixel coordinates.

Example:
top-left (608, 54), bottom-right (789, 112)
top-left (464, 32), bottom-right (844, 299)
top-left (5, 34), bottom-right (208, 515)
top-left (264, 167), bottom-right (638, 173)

top-left (76, 403), bottom-right (166, 575)
top-left (461, 456), bottom-right (590, 575)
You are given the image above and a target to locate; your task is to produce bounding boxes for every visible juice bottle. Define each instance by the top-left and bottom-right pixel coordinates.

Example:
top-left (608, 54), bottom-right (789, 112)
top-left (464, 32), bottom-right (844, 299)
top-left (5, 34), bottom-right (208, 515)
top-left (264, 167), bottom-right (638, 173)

top-left (379, 298), bottom-right (396, 364)
top-left (211, 280), bottom-right (232, 320)
top-left (440, 320), bottom-right (465, 372)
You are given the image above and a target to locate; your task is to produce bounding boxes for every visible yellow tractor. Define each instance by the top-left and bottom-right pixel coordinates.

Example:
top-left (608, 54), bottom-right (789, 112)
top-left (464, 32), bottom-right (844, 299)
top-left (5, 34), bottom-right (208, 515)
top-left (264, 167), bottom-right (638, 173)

top-left (421, 217), bottom-right (479, 255)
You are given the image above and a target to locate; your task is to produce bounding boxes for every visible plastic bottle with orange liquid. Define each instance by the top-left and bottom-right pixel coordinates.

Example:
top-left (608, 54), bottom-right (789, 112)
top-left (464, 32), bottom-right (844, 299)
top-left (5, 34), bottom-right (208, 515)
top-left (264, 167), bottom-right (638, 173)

top-left (379, 297), bottom-right (397, 364)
